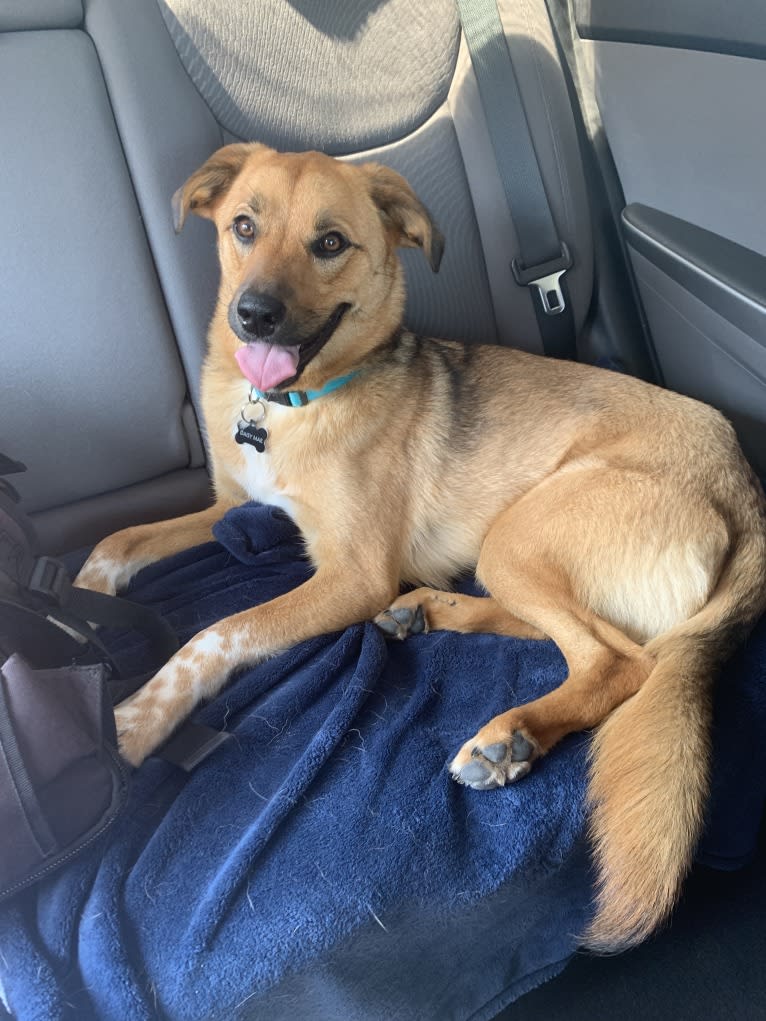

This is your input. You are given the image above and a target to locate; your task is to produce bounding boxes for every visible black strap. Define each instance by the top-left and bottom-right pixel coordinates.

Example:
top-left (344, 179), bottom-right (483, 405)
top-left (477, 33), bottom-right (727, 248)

top-left (63, 585), bottom-right (179, 664)
top-left (157, 723), bottom-right (232, 772)
top-left (530, 272), bottom-right (576, 360)
top-left (22, 554), bottom-right (176, 659)
top-left (0, 599), bottom-right (105, 669)
top-left (455, 0), bottom-right (577, 359)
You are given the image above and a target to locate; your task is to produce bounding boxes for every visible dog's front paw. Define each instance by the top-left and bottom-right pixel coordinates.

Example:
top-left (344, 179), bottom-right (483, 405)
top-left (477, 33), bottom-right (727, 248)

top-left (75, 526), bottom-right (155, 596)
top-left (374, 588), bottom-right (473, 639)
top-left (75, 541), bottom-right (138, 596)
top-left (114, 700), bottom-right (165, 767)
top-left (374, 602), bottom-right (426, 640)
top-left (74, 553), bottom-right (120, 596)
top-left (449, 726), bottom-right (540, 790)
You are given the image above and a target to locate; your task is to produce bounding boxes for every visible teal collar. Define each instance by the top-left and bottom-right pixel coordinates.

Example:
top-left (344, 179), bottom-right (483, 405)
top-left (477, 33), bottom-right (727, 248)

top-left (250, 369), bottom-right (360, 408)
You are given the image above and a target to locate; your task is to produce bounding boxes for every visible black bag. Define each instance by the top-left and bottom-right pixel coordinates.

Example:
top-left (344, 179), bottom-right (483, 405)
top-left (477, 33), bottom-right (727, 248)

top-left (0, 654), bottom-right (127, 900)
top-left (0, 454), bottom-right (226, 902)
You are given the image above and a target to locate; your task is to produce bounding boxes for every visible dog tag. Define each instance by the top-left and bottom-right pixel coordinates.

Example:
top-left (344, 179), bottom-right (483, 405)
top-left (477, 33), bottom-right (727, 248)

top-left (236, 390), bottom-right (268, 451)
top-left (235, 421), bottom-right (268, 452)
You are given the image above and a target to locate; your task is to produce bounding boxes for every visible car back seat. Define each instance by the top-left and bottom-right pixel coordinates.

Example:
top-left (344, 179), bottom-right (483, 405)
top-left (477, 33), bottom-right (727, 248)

top-left (0, 0), bottom-right (593, 554)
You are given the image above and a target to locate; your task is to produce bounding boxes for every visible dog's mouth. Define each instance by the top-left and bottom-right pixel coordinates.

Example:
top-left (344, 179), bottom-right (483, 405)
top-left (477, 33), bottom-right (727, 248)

top-left (234, 303), bottom-right (351, 392)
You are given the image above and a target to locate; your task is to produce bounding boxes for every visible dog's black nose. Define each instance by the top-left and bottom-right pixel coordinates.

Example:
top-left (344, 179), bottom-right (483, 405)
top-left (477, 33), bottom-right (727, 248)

top-left (236, 291), bottom-right (286, 338)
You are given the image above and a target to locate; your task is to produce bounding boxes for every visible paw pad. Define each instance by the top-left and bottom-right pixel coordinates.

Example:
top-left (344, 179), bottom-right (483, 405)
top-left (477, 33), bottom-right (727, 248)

top-left (450, 729), bottom-right (539, 789)
top-left (374, 603), bottom-right (426, 640)
top-left (511, 732), bottom-right (534, 761)
top-left (476, 741), bottom-right (507, 764)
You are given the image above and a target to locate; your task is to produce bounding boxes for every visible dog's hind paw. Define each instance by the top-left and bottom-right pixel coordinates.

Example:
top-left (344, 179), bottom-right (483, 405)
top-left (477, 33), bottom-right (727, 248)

top-left (449, 729), bottom-right (539, 789)
top-left (374, 603), bottom-right (426, 640)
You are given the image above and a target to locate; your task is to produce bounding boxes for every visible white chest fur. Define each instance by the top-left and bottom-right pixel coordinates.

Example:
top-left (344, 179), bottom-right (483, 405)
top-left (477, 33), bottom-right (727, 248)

top-left (229, 403), bottom-right (298, 519)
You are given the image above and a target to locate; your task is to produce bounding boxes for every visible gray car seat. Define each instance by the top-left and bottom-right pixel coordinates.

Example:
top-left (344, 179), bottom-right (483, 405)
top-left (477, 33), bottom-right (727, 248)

top-left (0, 0), bottom-right (593, 554)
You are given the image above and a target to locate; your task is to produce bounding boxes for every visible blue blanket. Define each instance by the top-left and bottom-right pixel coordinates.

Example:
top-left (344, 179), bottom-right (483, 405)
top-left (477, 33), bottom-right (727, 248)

top-left (1, 504), bottom-right (764, 1020)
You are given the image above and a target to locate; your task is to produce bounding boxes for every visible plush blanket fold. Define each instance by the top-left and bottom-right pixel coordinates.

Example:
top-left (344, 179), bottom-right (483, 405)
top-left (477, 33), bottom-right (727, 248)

top-left (0, 503), bottom-right (763, 1020)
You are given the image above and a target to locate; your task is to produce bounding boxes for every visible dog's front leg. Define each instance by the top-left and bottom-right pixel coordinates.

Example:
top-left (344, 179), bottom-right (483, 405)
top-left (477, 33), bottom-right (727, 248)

top-left (75, 501), bottom-right (233, 596)
top-left (115, 568), bottom-right (398, 766)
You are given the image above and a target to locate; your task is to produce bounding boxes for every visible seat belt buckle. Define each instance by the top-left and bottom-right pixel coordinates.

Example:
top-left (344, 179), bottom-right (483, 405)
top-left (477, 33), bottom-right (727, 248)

top-left (28, 556), bottom-right (69, 605)
top-left (512, 242), bottom-right (572, 316)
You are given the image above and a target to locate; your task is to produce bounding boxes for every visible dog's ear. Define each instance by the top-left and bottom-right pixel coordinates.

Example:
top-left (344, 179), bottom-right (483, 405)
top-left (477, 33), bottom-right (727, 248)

top-left (172, 143), bottom-right (263, 233)
top-left (361, 163), bottom-right (445, 273)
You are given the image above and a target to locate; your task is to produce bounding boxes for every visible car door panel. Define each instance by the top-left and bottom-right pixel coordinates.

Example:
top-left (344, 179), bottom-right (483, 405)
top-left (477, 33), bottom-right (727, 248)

top-left (573, 0), bottom-right (766, 473)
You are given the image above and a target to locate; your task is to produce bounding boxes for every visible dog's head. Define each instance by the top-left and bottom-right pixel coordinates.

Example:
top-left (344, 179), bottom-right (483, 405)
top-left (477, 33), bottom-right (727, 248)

top-left (173, 143), bottom-right (444, 391)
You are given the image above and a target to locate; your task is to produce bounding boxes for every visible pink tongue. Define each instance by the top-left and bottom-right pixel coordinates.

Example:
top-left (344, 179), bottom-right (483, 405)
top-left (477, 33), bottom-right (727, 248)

top-left (235, 342), bottom-right (300, 391)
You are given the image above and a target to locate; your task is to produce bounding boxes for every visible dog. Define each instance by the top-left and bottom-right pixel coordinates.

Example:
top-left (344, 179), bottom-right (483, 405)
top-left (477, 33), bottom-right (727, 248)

top-left (76, 143), bottom-right (766, 950)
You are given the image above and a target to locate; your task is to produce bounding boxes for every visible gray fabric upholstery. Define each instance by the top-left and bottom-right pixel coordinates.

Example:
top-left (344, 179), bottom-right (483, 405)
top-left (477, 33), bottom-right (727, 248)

top-left (0, 1), bottom-right (81, 31)
top-left (157, 0), bottom-right (461, 155)
top-left (31, 468), bottom-right (212, 555)
top-left (0, 29), bottom-right (198, 515)
top-left (86, 0), bottom-right (226, 416)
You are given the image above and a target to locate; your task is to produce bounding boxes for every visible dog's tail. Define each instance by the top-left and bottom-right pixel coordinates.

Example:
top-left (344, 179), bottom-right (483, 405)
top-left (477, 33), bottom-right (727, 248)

top-left (583, 499), bottom-right (766, 951)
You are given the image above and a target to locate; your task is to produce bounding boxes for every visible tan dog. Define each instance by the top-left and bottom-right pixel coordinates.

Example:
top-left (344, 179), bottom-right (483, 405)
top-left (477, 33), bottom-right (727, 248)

top-left (76, 143), bottom-right (766, 951)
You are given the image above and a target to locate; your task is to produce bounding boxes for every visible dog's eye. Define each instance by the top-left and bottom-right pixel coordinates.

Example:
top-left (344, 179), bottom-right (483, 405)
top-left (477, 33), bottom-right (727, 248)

top-left (233, 216), bottom-right (256, 242)
top-left (314, 231), bottom-right (349, 258)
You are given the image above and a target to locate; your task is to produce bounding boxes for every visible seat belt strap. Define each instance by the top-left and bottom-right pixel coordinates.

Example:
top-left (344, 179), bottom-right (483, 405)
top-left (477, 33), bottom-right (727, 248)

top-left (455, 0), bottom-right (577, 358)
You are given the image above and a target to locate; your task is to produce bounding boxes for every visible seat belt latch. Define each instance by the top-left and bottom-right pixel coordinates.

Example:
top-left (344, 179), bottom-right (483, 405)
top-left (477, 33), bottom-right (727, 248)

top-left (27, 556), bottom-right (69, 605)
top-left (512, 242), bottom-right (572, 316)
